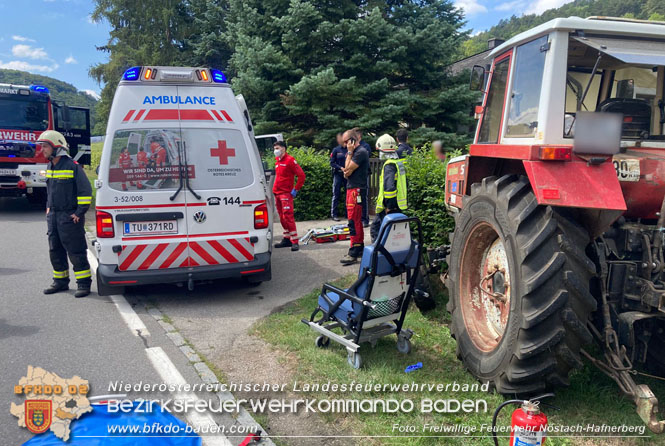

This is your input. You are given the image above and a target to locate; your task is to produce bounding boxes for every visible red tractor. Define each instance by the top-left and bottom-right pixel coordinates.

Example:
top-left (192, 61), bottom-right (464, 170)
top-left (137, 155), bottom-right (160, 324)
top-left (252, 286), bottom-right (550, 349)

top-left (443, 16), bottom-right (665, 432)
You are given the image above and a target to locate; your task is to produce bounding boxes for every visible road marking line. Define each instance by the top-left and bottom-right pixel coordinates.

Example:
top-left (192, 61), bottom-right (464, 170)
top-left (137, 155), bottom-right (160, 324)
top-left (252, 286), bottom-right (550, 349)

top-left (146, 347), bottom-right (232, 446)
top-left (87, 250), bottom-right (150, 337)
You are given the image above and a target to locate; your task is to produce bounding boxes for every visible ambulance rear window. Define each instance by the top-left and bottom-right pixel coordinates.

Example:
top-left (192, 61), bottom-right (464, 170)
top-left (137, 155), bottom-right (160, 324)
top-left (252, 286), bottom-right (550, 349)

top-left (106, 128), bottom-right (253, 192)
top-left (107, 128), bottom-right (183, 191)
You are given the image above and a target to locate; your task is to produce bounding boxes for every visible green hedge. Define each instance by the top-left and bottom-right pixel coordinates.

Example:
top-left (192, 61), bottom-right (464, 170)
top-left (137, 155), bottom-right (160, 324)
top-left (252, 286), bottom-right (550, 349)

top-left (270, 145), bottom-right (460, 247)
top-left (265, 147), bottom-right (334, 221)
top-left (403, 145), bottom-right (459, 247)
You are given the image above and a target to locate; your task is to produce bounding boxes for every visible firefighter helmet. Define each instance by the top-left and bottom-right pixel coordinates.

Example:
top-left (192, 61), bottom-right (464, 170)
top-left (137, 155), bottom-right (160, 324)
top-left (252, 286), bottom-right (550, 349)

top-left (37, 130), bottom-right (70, 157)
top-left (376, 134), bottom-right (396, 152)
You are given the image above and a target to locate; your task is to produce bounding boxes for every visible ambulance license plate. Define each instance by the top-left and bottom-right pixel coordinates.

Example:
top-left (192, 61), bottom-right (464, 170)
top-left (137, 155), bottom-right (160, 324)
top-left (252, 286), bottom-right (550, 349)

top-left (0, 168), bottom-right (16, 175)
top-left (123, 220), bottom-right (177, 236)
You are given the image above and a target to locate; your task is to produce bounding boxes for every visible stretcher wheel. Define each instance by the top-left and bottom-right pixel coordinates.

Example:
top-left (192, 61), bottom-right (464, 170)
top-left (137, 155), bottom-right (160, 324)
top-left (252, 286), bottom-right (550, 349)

top-left (347, 352), bottom-right (362, 369)
top-left (315, 336), bottom-right (330, 348)
top-left (397, 337), bottom-right (411, 354)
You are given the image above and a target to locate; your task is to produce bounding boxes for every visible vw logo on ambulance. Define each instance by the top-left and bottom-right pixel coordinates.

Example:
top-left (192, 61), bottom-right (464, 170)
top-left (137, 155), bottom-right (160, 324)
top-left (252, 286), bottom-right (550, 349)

top-left (193, 211), bottom-right (206, 223)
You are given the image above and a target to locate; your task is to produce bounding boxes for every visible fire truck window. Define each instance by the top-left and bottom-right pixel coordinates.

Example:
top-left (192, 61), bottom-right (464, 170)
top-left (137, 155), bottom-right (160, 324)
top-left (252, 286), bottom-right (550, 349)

top-left (107, 129), bottom-right (183, 192)
top-left (477, 58), bottom-right (510, 143)
top-left (0, 96), bottom-right (49, 131)
top-left (506, 36), bottom-right (548, 138)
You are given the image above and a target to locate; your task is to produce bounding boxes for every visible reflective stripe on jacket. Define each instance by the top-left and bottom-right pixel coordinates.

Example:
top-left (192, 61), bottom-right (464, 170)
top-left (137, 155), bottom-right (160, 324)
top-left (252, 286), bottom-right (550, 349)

top-left (376, 159), bottom-right (407, 213)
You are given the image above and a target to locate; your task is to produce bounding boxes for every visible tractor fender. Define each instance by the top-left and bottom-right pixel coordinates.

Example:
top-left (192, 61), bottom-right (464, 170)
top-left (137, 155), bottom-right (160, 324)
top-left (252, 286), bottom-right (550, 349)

top-left (522, 159), bottom-right (627, 211)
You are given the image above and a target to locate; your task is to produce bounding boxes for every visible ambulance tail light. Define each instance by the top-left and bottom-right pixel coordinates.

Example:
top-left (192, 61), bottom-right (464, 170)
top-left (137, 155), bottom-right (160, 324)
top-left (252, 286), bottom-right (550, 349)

top-left (96, 210), bottom-right (115, 238)
top-left (254, 203), bottom-right (269, 229)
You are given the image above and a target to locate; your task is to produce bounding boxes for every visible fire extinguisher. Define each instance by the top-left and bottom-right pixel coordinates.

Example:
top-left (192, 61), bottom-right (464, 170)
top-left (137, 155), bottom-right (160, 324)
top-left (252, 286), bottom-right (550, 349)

top-left (491, 393), bottom-right (554, 446)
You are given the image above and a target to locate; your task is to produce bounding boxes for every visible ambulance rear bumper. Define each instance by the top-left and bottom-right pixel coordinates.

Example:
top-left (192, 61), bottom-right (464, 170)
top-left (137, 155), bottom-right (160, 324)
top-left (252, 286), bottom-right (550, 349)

top-left (97, 252), bottom-right (271, 287)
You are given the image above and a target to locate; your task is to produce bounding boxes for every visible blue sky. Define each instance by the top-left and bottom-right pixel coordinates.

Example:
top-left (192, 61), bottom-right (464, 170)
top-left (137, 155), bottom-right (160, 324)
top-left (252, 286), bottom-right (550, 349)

top-left (455, 0), bottom-right (574, 32)
top-left (0, 0), bottom-right (574, 98)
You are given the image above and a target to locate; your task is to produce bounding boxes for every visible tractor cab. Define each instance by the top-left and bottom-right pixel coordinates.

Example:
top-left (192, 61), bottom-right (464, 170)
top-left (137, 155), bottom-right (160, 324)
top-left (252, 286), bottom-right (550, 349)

top-left (443, 17), bottom-right (665, 434)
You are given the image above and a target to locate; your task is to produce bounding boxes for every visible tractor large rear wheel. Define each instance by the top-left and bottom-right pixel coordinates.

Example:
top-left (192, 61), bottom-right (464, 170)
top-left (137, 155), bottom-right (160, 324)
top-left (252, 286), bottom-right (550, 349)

top-left (447, 175), bottom-right (597, 394)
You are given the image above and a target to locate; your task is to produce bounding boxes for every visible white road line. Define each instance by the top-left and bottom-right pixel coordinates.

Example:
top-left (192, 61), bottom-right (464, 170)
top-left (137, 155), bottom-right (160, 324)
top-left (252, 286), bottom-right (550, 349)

top-left (87, 250), bottom-right (150, 337)
top-left (146, 347), bottom-right (232, 446)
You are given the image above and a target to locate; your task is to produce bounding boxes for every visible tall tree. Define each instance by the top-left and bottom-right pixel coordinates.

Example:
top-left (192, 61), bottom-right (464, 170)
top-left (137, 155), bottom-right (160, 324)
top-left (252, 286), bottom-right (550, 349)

top-left (89, 0), bottom-right (197, 134)
top-left (224, 0), bottom-right (476, 147)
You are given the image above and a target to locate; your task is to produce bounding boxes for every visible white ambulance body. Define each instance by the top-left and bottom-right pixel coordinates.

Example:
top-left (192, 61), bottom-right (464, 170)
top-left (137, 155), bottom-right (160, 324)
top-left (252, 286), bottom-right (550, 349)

top-left (94, 66), bottom-right (272, 295)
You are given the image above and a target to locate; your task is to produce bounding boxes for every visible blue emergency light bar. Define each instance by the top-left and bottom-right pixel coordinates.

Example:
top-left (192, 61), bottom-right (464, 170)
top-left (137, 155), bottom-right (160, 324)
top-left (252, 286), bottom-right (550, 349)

top-left (123, 66), bottom-right (141, 81)
top-left (30, 85), bottom-right (49, 93)
top-left (210, 69), bottom-right (227, 83)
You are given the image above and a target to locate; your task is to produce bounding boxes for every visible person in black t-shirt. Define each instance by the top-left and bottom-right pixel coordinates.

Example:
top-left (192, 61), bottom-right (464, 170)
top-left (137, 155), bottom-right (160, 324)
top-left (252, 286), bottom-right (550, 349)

top-left (396, 128), bottom-right (413, 158)
top-left (340, 129), bottom-right (369, 265)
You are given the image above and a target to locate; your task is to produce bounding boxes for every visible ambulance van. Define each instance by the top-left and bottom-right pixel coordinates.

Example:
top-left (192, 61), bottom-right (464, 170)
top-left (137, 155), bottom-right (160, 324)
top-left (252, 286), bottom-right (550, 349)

top-left (93, 66), bottom-right (272, 295)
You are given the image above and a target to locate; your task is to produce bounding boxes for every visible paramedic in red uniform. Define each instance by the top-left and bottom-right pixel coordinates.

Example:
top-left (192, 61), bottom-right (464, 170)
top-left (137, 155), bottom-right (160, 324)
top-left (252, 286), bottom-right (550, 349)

top-left (273, 141), bottom-right (305, 252)
top-left (118, 146), bottom-right (135, 191)
top-left (151, 141), bottom-right (167, 167)
top-left (136, 146), bottom-right (149, 189)
top-left (340, 129), bottom-right (369, 265)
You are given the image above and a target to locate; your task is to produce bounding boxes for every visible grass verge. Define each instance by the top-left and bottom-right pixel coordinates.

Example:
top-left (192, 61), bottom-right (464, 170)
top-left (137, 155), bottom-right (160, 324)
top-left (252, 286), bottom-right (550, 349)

top-left (253, 276), bottom-right (665, 445)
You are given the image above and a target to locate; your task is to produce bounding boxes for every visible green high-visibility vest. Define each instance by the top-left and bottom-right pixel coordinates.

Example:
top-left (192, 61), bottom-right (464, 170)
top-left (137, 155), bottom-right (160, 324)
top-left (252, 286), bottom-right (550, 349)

top-left (376, 159), bottom-right (407, 213)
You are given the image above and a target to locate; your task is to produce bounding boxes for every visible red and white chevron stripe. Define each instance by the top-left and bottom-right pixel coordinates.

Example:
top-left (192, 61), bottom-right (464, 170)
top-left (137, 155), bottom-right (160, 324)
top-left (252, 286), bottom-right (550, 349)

top-left (117, 238), bottom-right (254, 271)
top-left (121, 109), bottom-right (234, 123)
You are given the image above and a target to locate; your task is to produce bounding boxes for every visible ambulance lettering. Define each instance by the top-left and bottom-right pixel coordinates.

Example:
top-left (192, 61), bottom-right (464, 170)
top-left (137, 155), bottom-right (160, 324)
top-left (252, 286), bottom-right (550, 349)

top-left (142, 96), bottom-right (216, 105)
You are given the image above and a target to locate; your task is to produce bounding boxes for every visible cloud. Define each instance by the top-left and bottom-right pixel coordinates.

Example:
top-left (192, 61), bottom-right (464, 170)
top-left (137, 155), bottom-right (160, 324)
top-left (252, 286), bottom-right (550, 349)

top-left (525, 0), bottom-right (574, 15)
top-left (455, 0), bottom-right (488, 16)
top-left (12, 44), bottom-right (49, 60)
top-left (65, 55), bottom-right (77, 64)
top-left (0, 60), bottom-right (59, 73)
top-left (12, 35), bottom-right (35, 42)
top-left (82, 90), bottom-right (101, 100)
top-left (495, 0), bottom-right (525, 12)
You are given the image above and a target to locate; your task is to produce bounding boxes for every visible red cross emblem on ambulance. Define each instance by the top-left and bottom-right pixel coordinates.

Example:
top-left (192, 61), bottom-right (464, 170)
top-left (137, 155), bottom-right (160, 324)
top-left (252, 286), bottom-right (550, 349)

top-left (210, 140), bottom-right (236, 165)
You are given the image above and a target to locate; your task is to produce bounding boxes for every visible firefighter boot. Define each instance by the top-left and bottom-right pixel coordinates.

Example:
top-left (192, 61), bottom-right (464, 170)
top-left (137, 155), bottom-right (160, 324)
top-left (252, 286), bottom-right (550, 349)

top-left (43, 281), bottom-right (69, 294)
top-left (274, 238), bottom-right (292, 248)
top-left (291, 243), bottom-right (300, 252)
top-left (74, 282), bottom-right (91, 298)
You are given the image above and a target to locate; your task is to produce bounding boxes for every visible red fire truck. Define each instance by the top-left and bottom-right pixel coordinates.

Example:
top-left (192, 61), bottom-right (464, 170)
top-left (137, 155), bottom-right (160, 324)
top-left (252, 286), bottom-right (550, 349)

top-left (0, 83), bottom-right (91, 204)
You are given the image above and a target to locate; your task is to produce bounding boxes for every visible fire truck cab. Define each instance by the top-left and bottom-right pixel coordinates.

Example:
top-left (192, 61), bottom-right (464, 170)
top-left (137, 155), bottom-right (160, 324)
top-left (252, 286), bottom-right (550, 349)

top-left (0, 83), bottom-right (91, 204)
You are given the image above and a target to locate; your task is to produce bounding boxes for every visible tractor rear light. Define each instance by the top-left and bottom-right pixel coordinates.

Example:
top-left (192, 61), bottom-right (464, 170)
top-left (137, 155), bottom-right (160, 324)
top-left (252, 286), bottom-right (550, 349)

top-left (538, 146), bottom-right (571, 161)
top-left (542, 189), bottom-right (560, 199)
top-left (96, 210), bottom-right (115, 238)
top-left (254, 203), bottom-right (269, 229)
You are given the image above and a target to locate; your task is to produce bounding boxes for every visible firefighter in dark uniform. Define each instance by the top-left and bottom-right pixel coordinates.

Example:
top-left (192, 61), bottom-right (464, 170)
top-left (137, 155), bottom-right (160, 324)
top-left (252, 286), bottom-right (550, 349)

top-left (38, 130), bottom-right (93, 297)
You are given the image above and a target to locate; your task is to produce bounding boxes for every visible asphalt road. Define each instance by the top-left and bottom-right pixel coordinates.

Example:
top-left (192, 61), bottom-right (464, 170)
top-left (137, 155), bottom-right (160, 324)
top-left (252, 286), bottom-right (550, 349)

top-left (0, 198), bottom-right (235, 445)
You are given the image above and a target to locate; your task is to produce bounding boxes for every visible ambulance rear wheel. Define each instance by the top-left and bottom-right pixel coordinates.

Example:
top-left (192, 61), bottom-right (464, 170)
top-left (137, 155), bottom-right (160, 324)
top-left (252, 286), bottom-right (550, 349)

top-left (447, 175), bottom-right (597, 395)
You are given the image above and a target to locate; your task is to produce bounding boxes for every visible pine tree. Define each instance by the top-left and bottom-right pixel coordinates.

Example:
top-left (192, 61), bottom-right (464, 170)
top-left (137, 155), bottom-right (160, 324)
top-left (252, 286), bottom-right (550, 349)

top-left (89, 0), bottom-right (196, 134)
top-left (224, 0), bottom-right (476, 147)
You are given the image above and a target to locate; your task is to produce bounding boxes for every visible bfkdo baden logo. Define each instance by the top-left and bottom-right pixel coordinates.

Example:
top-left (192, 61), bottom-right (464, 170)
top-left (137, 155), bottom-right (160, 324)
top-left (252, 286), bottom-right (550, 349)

top-left (25, 400), bottom-right (52, 434)
top-left (11, 366), bottom-right (92, 441)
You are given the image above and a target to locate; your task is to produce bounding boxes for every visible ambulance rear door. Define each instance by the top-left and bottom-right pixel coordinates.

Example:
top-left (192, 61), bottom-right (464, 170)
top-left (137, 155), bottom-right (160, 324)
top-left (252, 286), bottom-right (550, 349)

top-left (100, 84), bottom-right (192, 272)
top-left (175, 84), bottom-right (265, 269)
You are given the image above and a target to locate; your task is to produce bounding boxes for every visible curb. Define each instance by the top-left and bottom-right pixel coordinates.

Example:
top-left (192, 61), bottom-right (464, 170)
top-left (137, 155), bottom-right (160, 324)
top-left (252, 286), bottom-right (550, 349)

top-left (145, 305), bottom-right (276, 446)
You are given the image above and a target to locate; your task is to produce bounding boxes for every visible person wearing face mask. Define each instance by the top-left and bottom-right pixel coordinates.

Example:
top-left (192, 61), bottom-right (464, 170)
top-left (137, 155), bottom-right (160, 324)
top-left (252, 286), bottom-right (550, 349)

top-left (38, 130), bottom-right (93, 298)
top-left (272, 141), bottom-right (306, 251)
